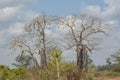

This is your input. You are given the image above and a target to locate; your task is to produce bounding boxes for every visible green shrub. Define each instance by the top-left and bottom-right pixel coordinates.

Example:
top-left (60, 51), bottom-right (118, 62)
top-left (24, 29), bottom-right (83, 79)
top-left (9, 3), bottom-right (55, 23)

top-left (104, 71), bottom-right (120, 77)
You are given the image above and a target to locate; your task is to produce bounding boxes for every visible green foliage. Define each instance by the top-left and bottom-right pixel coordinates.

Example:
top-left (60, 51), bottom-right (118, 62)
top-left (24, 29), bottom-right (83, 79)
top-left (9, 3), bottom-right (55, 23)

top-left (96, 50), bottom-right (120, 77)
top-left (0, 65), bottom-right (13, 80)
top-left (80, 66), bottom-right (97, 80)
top-left (49, 49), bottom-right (62, 65)
top-left (106, 58), bottom-right (112, 65)
top-left (104, 71), bottom-right (120, 77)
top-left (111, 50), bottom-right (120, 64)
top-left (0, 63), bottom-right (97, 80)
top-left (97, 65), bottom-right (109, 71)
top-left (112, 64), bottom-right (120, 72)
top-left (12, 67), bottom-right (27, 75)
top-left (61, 62), bottom-right (76, 73)
top-left (0, 49), bottom-right (97, 80)
top-left (0, 65), bottom-right (28, 80)
top-left (39, 69), bottom-right (51, 80)
top-left (12, 55), bottom-right (32, 68)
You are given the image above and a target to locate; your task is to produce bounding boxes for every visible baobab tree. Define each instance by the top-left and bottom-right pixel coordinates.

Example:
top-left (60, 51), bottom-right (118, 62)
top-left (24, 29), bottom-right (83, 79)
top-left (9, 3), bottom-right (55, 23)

top-left (58, 14), bottom-right (111, 72)
top-left (10, 15), bottom-right (57, 69)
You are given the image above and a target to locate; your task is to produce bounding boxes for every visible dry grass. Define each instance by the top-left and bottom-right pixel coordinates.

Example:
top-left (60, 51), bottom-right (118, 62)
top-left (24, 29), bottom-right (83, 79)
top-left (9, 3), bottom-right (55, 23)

top-left (97, 77), bottom-right (120, 80)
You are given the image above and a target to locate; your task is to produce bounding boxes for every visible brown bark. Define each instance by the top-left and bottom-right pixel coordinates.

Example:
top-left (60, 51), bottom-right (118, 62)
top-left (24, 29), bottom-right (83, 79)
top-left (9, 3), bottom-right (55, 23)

top-left (76, 44), bottom-right (88, 72)
top-left (40, 29), bottom-right (47, 68)
top-left (39, 49), bottom-right (47, 69)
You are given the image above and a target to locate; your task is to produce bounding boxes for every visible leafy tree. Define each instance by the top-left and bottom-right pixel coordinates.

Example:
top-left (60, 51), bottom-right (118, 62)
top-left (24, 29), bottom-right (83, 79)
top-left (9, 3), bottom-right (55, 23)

top-left (106, 58), bottom-right (112, 71)
top-left (49, 49), bottom-right (62, 80)
top-left (110, 49), bottom-right (120, 72)
top-left (111, 49), bottom-right (120, 64)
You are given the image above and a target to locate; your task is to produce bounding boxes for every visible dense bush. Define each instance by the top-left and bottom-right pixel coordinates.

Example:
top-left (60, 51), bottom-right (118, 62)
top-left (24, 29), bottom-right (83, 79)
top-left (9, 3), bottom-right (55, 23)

top-left (0, 65), bottom-right (28, 80)
top-left (0, 51), bottom-right (97, 80)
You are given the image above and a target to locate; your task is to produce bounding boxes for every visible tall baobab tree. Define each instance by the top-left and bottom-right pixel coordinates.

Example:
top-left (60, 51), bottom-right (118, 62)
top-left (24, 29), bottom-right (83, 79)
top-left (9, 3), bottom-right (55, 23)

top-left (10, 15), bottom-right (57, 69)
top-left (58, 14), bottom-right (111, 72)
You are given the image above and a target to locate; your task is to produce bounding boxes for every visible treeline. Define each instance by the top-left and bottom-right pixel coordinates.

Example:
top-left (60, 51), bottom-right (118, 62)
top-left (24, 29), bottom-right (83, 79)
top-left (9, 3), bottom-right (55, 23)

top-left (97, 49), bottom-right (120, 77)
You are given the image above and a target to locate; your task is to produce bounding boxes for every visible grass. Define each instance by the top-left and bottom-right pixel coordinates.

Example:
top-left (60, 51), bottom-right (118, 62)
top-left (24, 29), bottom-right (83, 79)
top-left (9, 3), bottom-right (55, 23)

top-left (97, 76), bottom-right (120, 80)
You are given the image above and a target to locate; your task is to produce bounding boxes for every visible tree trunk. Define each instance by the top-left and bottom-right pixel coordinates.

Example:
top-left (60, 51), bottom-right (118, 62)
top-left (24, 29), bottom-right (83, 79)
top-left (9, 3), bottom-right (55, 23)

top-left (56, 60), bottom-right (60, 80)
top-left (76, 45), bottom-right (88, 71)
top-left (77, 45), bottom-right (83, 70)
top-left (43, 30), bottom-right (47, 68)
top-left (30, 53), bottom-right (39, 68)
top-left (39, 49), bottom-right (47, 69)
top-left (39, 30), bottom-right (47, 69)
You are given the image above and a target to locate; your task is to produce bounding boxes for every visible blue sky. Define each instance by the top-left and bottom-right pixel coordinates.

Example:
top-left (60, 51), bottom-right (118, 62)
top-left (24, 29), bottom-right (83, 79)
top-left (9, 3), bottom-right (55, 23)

top-left (0, 0), bottom-right (120, 67)
top-left (36, 0), bottom-right (105, 16)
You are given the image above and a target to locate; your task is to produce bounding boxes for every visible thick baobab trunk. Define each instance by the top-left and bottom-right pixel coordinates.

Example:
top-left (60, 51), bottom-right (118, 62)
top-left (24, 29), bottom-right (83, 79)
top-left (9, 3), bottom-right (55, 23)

top-left (76, 45), bottom-right (88, 71)
top-left (43, 49), bottom-right (47, 67)
top-left (77, 45), bottom-right (82, 69)
top-left (39, 30), bottom-right (47, 69)
top-left (39, 50), bottom-right (47, 68)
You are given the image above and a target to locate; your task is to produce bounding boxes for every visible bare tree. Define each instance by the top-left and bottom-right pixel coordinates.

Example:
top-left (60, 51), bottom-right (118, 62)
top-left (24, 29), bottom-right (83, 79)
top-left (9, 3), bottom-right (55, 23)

top-left (10, 15), bottom-right (57, 69)
top-left (58, 14), bottom-right (111, 72)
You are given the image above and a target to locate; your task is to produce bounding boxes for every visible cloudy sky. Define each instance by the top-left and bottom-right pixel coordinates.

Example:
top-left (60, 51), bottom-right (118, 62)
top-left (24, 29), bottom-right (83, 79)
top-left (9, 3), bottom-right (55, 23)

top-left (0, 0), bottom-right (120, 67)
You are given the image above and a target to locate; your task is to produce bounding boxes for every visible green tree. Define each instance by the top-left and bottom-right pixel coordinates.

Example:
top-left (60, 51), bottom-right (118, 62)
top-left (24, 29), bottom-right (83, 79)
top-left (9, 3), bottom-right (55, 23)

top-left (12, 55), bottom-right (32, 68)
top-left (0, 65), bottom-right (25, 80)
top-left (111, 49), bottom-right (120, 64)
top-left (49, 49), bottom-right (62, 80)
top-left (106, 58), bottom-right (112, 71)
top-left (110, 49), bottom-right (120, 72)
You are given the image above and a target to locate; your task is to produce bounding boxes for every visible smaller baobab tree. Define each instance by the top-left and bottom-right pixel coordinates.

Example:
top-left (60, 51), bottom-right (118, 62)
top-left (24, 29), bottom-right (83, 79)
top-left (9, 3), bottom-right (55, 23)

top-left (10, 15), bottom-right (57, 69)
top-left (58, 14), bottom-right (112, 73)
top-left (111, 49), bottom-right (120, 64)
top-left (106, 58), bottom-right (112, 71)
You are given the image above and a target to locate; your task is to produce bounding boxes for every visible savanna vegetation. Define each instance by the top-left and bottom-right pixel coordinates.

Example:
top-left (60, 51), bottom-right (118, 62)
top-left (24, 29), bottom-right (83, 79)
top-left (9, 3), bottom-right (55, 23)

top-left (0, 14), bottom-right (120, 80)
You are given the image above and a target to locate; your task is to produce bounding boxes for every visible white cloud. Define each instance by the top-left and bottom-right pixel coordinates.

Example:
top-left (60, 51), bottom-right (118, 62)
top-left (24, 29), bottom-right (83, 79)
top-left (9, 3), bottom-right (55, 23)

top-left (0, 6), bottom-right (21, 22)
top-left (80, 0), bottom-right (120, 65)
top-left (8, 22), bottom-right (24, 34)
top-left (104, 0), bottom-right (120, 6)
top-left (101, 0), bottom-right (120, 20)
top-left (82, 0), bottom-right (120, 21)
top-left (0, 0), bottom-right (39, 66)
top-left (84, 5), bottom-right (101, 16)
top-left (91, 30), bottom-right (120, 65)
top-left (0, 0), bottom-right (14, 3)
top-left (0, 0), bottom-right (38, 8)
top-left (18, 11), bottom-right (39, 22)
